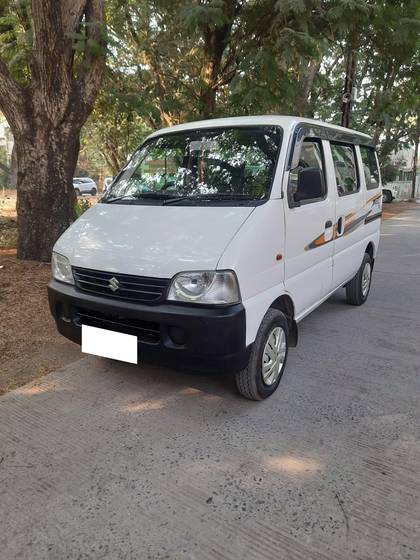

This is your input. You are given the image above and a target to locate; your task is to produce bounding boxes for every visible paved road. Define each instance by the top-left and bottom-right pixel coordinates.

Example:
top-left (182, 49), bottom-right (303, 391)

top-left (1, 206), bottom-right (420, 560)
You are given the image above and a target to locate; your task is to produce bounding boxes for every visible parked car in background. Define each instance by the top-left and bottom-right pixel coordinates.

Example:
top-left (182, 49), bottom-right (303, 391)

top-left (382, 185), bottom-right (397, 203)
top-left (103, 177), bottom-right (114, 192)
top-left (73, 177), bottom-right (97, 196)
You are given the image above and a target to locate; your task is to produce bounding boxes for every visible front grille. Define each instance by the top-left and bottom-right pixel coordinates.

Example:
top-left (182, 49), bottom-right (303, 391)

top-left (72, 267), bottom-right (170, 304)
top-left (73, 307), bottom-right (160, 344)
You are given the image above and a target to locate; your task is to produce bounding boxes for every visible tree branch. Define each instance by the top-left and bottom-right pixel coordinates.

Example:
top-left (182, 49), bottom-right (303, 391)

top-left (76, 0), bottom-right (106, 119)
top-left (60, 0), bottom-right (88, 72)
top-left (124, 8), bottom-right (141, 47)
top-left (0, 58), bottom-right (26, 133)
top-left (61, 0), bottom-right (88, 35)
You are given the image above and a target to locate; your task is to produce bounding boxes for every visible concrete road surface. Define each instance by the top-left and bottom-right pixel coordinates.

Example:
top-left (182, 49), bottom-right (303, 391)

top-left (1, 206), bottom-right (420, 560)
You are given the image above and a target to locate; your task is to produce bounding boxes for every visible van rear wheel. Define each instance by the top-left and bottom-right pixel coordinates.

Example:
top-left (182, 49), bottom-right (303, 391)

top-left (235, 309), bottom-right (289, 401)
top-left (346, 253), bottom-right (372, 306)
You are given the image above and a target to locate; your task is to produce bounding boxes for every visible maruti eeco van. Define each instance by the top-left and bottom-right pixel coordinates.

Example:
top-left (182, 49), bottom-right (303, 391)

top-left (48, 116), bottom-right (382, 400)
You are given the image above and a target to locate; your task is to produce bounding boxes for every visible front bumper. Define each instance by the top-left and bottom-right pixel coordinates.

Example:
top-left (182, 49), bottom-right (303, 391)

top-left (48, 280), bottom-right (250, 374)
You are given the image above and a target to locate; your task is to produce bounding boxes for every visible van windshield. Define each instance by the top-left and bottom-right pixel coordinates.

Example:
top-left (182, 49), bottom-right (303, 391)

top-left (102, 126), bottom-right (282, 206)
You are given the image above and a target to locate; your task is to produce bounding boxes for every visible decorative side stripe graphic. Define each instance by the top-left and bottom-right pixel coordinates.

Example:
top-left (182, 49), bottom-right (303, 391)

top-left (304, 192), bottom-right (382, 251)
top-left (305, 231), bottom-right (334, 251)
top-left (365, 211), bottom-right (382, 224)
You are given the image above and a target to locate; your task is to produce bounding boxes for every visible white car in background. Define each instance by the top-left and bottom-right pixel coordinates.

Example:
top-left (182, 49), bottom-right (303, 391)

top-left (382, 185), bottom-right (397, 203)
top-left (73, 177), bottom-right (97, 196)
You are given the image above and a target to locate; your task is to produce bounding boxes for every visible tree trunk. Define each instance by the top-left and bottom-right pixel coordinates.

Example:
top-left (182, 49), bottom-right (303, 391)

top-left (199, 0), bottom-right (238, 119)
top-left (200, 58), bottom-right (218, 118)
top-left (15, 125), bottom-right (80, 261)
top-left (410, 134), bottom-right (419, 201)
top-left (297, 59), bottom-right (320, 117)
top-left (0, 0), bottom-right (106, 261)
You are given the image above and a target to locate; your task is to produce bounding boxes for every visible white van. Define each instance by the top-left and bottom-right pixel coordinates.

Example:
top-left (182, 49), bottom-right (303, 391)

top-left (49, 116), bottom-right (382, 400)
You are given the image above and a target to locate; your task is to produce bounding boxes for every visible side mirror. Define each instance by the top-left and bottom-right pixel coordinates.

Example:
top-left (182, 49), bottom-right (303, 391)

top-left (293, 167), bottom-right (324, 204)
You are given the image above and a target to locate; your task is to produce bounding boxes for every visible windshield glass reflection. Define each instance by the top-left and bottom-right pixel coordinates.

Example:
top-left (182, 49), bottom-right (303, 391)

top-left (103, 126), bottom-right (282, 205)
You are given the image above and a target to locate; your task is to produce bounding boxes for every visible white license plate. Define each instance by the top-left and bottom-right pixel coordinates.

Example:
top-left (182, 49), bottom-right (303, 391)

top-left (81, 324), bottom-right (138, 364)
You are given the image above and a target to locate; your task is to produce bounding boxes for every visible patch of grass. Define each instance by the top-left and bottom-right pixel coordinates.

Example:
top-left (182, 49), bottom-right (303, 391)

top-left (0, 216), bottom-right (17, 249)
top-left (75, 198), bottom-right (91, 217)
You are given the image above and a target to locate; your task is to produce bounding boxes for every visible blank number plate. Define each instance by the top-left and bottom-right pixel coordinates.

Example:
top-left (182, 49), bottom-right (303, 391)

top-left (81, 324), bottom-right (138, 364)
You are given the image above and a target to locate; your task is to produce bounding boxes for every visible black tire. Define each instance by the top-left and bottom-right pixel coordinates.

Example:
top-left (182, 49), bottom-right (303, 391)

top-left (235, 309), bottom-right (289, 401)
top-left (346, 253), bottom-right (373, 306)
top-left (74, 188), bottom-right (81, 197)
top-left (382, 190), bottom-right (392, 203)
top-left (90, 187), bottom-right (97, 196)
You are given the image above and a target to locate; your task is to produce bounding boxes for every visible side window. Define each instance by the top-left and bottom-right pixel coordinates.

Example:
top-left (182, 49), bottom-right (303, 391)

top-left (330, 143), bottom-right (359, 196)
top-left (288, 139), bottom-right (326, 206)
top-left (360, 146), bottom-right (380, 190)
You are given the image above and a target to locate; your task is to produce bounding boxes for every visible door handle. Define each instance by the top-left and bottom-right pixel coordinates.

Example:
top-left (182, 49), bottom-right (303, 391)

top-left (337, 216), bottom-right (344, 236)
top-left (324, 219), bottom-right (333, 241)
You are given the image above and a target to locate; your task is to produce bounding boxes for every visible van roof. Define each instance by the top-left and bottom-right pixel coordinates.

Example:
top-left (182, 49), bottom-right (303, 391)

top-left (148, 115), bottom-right (372, 143)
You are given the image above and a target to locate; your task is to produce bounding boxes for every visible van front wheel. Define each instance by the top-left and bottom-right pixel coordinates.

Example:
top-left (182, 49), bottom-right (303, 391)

top-left (235, 309), bottom-right (289, 401)
top-left (346, 253), bottom-right (372, 306)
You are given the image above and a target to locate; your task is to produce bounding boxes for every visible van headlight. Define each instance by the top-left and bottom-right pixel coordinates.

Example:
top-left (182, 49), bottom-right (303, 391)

top-left (51, 252), bottom-right (74, 285)
top-left (167, 270), bottom-right (240, 305)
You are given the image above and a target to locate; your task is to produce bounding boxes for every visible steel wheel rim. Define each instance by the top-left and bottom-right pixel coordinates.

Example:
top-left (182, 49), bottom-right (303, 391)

top-left (262, 326), bottom-right (287, 386)
top-left (361, 261), bottom-right (371, 296)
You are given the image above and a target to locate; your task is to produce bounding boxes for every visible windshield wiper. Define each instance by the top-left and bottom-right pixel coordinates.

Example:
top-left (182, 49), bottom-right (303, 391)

top-left (204, 193), bottom-right (260, 200)
top-left (163, 193), bottom-right (261, 205)
top-left (162, 196), bottom-right (194, 205)
top-left (104, 193), bottom-right (175, 204)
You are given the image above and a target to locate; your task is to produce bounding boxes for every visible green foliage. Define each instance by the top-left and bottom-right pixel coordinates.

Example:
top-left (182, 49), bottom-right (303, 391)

top-left (74, 198), bottom-right (91, 218)
top-left (380, 162), bottom-right (399, 184)
top-left (0, 0), bottom-right (409, 178)
top-left (180, 0), bottom-right (229, 28)
top-left (81, 67), bottom-right (152, 175)
top-left (0, 0), bottom-right (32, 84)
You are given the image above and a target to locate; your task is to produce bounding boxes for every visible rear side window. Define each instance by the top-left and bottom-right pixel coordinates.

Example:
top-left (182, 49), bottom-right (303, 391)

top-left (330, 143), bottom-right (359, 196)
top-left (360, 146), bottom-right (380, 190)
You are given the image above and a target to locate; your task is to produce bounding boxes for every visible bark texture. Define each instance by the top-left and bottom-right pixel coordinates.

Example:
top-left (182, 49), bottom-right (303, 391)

top-left (199, 0), bottom-right (239, 119)
top-left (0, 0), bottom-right (106, 261)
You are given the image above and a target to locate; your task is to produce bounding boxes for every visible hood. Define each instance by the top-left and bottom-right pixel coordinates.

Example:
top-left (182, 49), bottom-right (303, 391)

top-left (54, 203), bottom-right (255, 278)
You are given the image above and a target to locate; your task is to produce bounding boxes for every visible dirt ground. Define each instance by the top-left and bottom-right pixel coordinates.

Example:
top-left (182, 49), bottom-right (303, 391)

top-left (0, 191), bottom-right (93, 394)
top-left (0, 253), bottom-right (81, 394)
top-left (0, 198), bottom-right (415, 394)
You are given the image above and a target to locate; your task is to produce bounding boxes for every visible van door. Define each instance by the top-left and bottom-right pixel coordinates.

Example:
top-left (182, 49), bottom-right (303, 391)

top-left (328, 142), bottom-right (367, 289)
top-left (284, 138), bottom-right (335, 319)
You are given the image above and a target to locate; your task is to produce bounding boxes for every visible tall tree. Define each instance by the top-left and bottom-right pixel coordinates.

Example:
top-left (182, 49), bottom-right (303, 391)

top-left (183, 0), bottom-right (240, 118)
top-left (0, 0), bottom-right (106, 261)
top-left (80, 0), bottom-right (419, 179)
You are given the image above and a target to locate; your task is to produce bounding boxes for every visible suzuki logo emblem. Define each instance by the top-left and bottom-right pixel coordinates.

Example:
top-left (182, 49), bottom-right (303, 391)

top-left (108, 276), bottom-right (120, 292)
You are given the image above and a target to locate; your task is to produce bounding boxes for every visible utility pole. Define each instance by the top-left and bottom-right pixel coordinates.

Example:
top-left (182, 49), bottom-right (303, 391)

top-left (410, 134), bottom-right (419, 201)
top-left (341, 42), bottom-right (357, 129)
